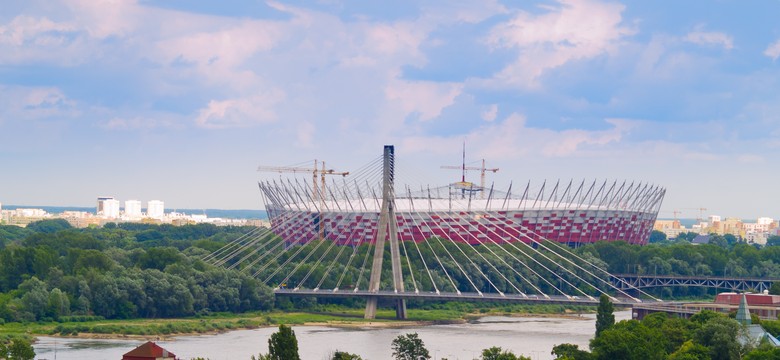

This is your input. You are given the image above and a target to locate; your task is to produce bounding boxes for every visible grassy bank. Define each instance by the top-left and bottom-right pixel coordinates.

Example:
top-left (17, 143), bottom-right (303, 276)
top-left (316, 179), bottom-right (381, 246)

top-left (0, 303), bottom-right (595, 339)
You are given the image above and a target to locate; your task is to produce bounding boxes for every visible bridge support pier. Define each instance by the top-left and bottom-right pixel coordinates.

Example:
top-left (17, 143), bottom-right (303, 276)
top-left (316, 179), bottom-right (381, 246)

top-left (364, 298), bottom-right (407, 320)
top-left (395, 299), bottom-right (407, 319)
top-left (365, 145), bottom-right (407, 320)
top-left (365, 297), bottom-right (378, 319)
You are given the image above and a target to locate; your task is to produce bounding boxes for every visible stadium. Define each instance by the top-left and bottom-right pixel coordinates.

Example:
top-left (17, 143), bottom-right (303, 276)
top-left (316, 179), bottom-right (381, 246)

top-left (258, 156), bottom-right (665, 247)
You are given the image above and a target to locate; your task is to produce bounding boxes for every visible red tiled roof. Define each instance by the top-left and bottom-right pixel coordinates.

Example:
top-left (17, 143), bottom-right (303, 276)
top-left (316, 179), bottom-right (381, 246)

top-left (123, 341), bottom-right (176, 358)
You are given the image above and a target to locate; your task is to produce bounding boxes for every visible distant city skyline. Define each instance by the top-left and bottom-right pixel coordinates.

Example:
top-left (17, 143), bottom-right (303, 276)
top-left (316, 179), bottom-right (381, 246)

top-left (2, 1), bottom-right (780, 218)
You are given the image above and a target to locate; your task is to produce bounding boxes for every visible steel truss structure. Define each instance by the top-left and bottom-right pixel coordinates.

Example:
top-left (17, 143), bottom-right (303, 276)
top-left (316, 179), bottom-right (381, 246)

top-left (611, 274), bottom-right (776, 292)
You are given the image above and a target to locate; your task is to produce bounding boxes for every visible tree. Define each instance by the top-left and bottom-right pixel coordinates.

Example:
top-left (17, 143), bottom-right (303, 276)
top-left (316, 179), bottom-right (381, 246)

top-left (640, 313), bottom-right (693, 354)
top-left (675, 232), bottom-right (699, 242)
top-left (649, 230), bottom-right (667, 244)
top-left (667, 340), bottom-right (711, 360)
top-left (332, 350), bottom-right (364, 360)
top-left (26, 219), bottom-right (72, 234)
top-left (0, 341), bottom-right (7, 359)
top-left (267, 324), bottom-right (300, 360)
top-left (137, 247), bottom-right (184, 270)
top-left (480, 346), bottom-right (529, 360)
top-left (689, 310), bottom-right (722, 326)
top-left (768, 235), bottom-right (780, 247)
top-left (18, 277), bottom-right (49, 321)
top-left (770, 282), bottom-right (780, 295)
top-left (391, 333), bottom-right (431, 360)
top-left (73, 249), bottom-right (116, 273)
top-left (693, 316), bottom-right (746, 360)
top-left (46, 288), bottom-right (71, 319)
top-left (744, 345), bottom-right (780, 360)
top-left (595, 294), bottom-right (614, 337)
top-left (8, 338), bottom-right (36, 360)
top-left (590, 320), bottom-right (666, 360)
top-left (552, 343), bottom-right (592, 360)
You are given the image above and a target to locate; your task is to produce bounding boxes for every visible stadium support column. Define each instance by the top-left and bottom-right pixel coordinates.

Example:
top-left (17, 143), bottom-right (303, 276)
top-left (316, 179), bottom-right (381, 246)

top-left (365, 145), bottom-right (407, 320)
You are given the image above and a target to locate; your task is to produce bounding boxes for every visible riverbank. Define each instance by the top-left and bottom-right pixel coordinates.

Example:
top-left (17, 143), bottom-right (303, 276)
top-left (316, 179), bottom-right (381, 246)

top-left (0, 304), bottom-right (595, 341)
top-left (35, 312), bottom-right (626, 360)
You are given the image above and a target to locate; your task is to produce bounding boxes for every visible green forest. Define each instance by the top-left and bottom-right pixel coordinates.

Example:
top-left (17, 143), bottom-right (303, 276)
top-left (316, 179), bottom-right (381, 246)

top-left (3, 221), bottom-right (780, 326)
top-left (0, 220), bottom-right (273, 323)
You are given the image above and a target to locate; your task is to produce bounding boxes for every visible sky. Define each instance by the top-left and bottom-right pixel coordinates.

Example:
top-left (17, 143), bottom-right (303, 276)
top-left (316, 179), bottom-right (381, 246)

top-left (1, 0), bottom-right (780, 219)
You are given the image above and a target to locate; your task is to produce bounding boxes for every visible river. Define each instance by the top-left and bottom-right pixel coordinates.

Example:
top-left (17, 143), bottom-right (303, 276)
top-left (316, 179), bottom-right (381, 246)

top-left (33, 311), bottom-right (631, 360)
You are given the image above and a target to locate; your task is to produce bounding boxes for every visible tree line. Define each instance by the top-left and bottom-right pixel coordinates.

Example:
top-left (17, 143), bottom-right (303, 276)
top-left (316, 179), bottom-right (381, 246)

top-left (0, 220), bottom-right (273, 323)
top-left (599, 230), bottom-right (780, 279)
top-left (6, 219), bottom-right (780, 324)
top-left (6, 219), bottom-right (780, 325)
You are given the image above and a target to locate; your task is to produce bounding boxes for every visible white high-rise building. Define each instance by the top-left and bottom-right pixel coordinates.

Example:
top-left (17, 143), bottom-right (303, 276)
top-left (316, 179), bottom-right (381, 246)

top-left (708, 215), bottom-right (721, 223)
top-left (147, 200), bottom-right (165, 219)
top-left (124, 200), bottom-right (142, 218)
top-left (97, 196), bottom-right (120, 218)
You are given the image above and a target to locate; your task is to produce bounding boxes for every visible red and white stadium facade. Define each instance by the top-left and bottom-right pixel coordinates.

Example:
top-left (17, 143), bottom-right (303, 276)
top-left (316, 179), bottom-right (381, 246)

top-left (260, 181), bottom-right (665, 247)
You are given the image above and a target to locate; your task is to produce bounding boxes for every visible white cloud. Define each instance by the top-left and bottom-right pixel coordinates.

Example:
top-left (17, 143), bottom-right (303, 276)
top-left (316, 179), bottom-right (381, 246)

top-left (684, 30), bottom-right (733, 50)
top-left (422, 0), bottom-right (507, 24)
top-left (487, 0), bottom-right (635, 88)
top-left (481, 104), bottom-right (498, 122)
top-left (402, 114), bottom-right (632, 159)
top-left (0, 15), bottom-right (88, 65)
top-left (765, 39), bottom-right (780, 61)
top-left (385, 79), bottom-right (463, 121)
top-left (99, 115), bottom-right (183, 130)
top-left (365, 23), bottom-right (424, 57)
top-left (0, 15), bottom-right (75, 46)
top-left (194, 90), bottom-right (285, 129)
top-left (0, 0), bottom-right (445, 134)
top-left (63, 0), bottom-right (141, 39)
top-left (154, 20), bottom-right (285, 89)
top-left (0, 86), bottom-right (78, 123)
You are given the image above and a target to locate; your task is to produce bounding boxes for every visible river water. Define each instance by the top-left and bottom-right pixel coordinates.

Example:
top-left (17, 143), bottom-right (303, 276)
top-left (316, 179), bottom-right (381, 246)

top-left (33, 311), bottom-right (630, 360)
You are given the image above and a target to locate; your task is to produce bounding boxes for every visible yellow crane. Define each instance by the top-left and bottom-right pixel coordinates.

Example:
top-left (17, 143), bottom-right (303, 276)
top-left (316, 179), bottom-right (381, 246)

top-left (257, 160), bottom-right (349, 206)
top-left (441, 143), bottom-right (498, 199)
top-left (258, 160), bottom-right (349, 239)
top-left (680, 207), bottom-right (708, 223)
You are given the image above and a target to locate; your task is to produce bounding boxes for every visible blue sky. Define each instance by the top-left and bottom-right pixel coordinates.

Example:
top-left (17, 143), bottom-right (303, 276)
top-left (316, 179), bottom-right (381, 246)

top-left (1, 0), bottom-right (780, 219)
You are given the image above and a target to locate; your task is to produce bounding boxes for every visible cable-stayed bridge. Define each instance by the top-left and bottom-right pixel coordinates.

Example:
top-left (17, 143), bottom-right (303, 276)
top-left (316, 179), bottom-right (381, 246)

top-left (204, 145), bottom-right (668, 319)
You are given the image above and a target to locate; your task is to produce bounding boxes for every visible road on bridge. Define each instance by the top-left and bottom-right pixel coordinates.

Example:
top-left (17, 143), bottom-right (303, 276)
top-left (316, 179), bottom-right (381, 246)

top-left (274, 288), bottom-right (646, 306)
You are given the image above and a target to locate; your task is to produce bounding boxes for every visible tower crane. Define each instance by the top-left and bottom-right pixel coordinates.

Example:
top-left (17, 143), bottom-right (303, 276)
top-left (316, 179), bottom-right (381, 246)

top-left (257, 160), bottom-right (349, 203)
top-left (441, 142), bottom-right (499, 199)
top-left (257, 160), bottom-right (349, 238)
top-left (680, 207), bottom-right (708, 223)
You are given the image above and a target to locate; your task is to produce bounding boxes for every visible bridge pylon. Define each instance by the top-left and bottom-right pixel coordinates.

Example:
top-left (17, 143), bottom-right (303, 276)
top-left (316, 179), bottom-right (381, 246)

top-left (365, 145), bottom-right (407, 320)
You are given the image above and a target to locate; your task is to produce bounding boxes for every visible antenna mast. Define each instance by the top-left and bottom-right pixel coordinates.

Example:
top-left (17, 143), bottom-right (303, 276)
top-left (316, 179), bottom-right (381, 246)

top-left (461, 140), bottom-right (466, 183)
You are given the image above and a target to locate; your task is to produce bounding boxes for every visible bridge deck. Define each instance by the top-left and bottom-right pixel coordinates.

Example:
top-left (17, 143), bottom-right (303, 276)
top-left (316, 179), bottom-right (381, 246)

top-left (274, 289), bottom-right (646, 306)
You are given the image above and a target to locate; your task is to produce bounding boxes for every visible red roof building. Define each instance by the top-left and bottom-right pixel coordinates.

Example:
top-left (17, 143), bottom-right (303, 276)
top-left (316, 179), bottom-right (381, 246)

top-left (715, 292), bottom-right (780, 306)
top-left (122, 341), bottom-right (177, 360)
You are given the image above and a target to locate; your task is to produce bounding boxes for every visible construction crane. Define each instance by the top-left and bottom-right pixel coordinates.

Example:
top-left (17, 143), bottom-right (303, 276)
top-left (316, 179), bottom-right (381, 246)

top-left (257, 160), bottom-right (348, 239)
top-left (441, 142), bottom-right (499, 199)
top-left (257, 160), bottom-right (349, 205)
top-left (680, 207), bottom-right (708, 223)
